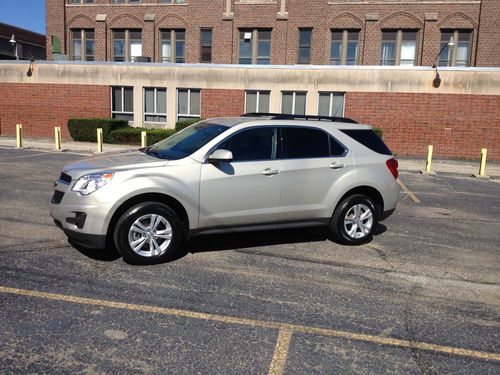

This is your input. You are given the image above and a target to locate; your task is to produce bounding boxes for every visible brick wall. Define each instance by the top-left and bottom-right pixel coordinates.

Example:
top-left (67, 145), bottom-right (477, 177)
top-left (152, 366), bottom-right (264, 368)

top-left (47, 0), bottom-right (499, 67)
top-left (0, 83), bottom-right (110, 138)
top-left (345, 92), bottom-right (500, 160)
top-left (201, 89), bottom-right (245, 119)
top-left (476, 0), bottom-right (500, 67)
top-left (1, 82), bottom-right (498, 160)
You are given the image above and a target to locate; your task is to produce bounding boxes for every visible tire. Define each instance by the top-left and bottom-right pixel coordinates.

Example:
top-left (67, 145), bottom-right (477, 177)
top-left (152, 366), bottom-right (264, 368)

top-left (114, 202), bottom-right (183, 265)
top-left (330, 194), bottom-right (379, 245)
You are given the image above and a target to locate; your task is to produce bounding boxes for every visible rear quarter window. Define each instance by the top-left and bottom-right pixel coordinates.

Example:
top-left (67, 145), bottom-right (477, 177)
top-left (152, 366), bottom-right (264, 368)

top-left (340, 129), bottom-right (392, 155)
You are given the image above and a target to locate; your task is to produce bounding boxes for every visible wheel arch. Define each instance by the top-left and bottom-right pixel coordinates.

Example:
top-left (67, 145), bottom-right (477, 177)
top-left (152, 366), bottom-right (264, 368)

top-left (333, 186), bottom-right (384, 219)
top-left (106, 193), bottom-right (190, 244)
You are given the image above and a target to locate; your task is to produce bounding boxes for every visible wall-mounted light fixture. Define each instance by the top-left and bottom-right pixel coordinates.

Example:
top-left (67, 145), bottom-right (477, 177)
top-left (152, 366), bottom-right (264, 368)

top-left (432, 36), bottom-right (455, 88)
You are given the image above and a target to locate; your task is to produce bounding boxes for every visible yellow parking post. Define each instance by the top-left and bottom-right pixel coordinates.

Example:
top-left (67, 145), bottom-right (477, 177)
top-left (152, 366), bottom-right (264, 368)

top-left (479, 148), bottom-right (487, 177)
top-left (141, 131), bottom-right (147, 148)
top-left (16, 124), bottom-right (23, 148)
top-left (425, 145), bottom-right (433, 173)
top-left (96, 128), bottom-right (103, 153)
top-left (54, 127), bottom-right (62, 150)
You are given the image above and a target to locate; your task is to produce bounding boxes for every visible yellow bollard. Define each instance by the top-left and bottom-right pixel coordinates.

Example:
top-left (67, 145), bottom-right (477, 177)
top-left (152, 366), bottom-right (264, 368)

top-left (96, 128), bottom-right (103, 153)
top-left (425, 145), bottom-right (433, 173)
top-left (54, 127), bottom-right (61, 150)
top-left (479, 148), bottom-right (487, 177)
top-left (141, 131), bottom-right (147, 148)
top-left (16, 124), bottom-right (23, 148)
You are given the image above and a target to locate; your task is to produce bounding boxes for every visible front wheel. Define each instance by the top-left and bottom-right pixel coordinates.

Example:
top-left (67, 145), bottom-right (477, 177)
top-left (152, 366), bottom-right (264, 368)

top-left (330, 194), bottom-right (379, 245)
top-left (114, 202), bottom-right (183, 265)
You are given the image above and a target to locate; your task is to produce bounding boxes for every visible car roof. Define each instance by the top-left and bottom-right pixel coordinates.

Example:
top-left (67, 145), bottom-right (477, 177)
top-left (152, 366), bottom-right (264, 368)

top-left (203, 116), bottom-right (371, 130)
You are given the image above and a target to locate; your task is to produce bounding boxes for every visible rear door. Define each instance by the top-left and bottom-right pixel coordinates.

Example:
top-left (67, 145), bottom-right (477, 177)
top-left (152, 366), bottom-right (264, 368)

top-left (199, 127), bottom-right (282, 228)
top-left (278, 126), bottom-right (355, 222)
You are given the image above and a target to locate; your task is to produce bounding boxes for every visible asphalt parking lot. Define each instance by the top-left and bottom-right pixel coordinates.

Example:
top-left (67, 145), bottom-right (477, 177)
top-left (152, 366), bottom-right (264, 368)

top-left (0, 147), bottom-right (499, 374)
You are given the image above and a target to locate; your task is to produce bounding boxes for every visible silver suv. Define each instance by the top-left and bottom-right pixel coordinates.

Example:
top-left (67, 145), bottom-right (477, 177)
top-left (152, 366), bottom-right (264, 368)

top-left (51, 114), bottom-right (400, 264)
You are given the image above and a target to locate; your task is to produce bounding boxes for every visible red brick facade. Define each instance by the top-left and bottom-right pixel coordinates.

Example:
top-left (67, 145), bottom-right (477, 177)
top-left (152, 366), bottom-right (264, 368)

top-left (1, 82), bottom-right (498, 160)
top-left (46, 0), bottom-right (499, 67)
top-left (201, 89), bottom-right (245, 119)
top-left (0, 83), bottom-right (110, 138)
top-left (345, 92), bottom-right (500, 160)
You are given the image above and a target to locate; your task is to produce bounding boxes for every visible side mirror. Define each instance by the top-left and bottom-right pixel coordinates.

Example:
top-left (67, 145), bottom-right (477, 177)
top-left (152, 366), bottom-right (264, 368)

top-left (208, 149), bottom-right (233, 163)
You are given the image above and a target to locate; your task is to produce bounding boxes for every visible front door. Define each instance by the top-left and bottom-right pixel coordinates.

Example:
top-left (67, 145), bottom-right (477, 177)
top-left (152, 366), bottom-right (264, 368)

top-left (199, 127), bottom-right (282, 228)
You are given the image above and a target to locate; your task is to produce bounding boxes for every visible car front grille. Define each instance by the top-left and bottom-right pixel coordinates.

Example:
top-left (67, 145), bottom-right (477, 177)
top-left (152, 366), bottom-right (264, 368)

top-left (51, 190), bottom-right (64, 204)
top-left (58, 172), bottom-right (72, 185)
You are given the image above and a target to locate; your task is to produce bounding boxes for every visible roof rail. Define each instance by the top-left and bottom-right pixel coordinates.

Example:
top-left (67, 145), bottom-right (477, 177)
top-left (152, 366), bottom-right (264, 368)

top-left (242, 112), bottom-right (358, 124)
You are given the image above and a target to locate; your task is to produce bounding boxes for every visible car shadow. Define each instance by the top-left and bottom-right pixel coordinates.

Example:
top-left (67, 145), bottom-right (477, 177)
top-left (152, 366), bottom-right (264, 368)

top-left (70, 223), bottom-right (388, 263)
top-left (187, 227), bottom-right (330, 253)
top-left (70, 239), bottom-right (122, 262)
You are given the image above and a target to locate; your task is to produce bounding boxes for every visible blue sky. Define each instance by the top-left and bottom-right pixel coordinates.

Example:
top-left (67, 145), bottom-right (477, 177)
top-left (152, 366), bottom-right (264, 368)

top-left (0, 0), bottom-right (46, 35)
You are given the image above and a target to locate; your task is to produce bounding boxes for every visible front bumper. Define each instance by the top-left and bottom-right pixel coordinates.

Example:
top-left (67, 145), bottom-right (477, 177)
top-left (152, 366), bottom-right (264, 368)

top-left (50, 181), bottom-right (115, 249)
top-left (54, 219), bottom-right (107, 249)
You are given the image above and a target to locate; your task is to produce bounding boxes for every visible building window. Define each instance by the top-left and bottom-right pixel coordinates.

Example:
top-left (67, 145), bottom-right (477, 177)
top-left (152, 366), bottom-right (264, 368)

top-left (113, 29), bottom-right (142, 62)
top-left (144, 88), bottom-right (167, 123)
top-left (298, 28), bottom-right (312, 64)
top-left (439, 30), bottom-right (472, 67)
top-left (177, 89), bottom-right (201, 121)
top-left (245, 91), bottom-right (270, 114)
top-left (318, 92), bottom-right (345, 117)
top-left (200, 29), bottom-right (212, 63)
top-left (281, 91), bottom-right (306, 115)
top-left (160, 0), bottom-right (187, 3)
top-left (160, 29), bottom-right (185, 63)
top-left (239, 29), bottom-right (271, 65)
top-left (71, 29), bottom-right (94, 61)
top-left (112, 87), bottom-right (134, 121)
top-left (330, 30), bottom-right (359, 65)
top-left (380, 30), bottom-right (417, 66)
top-left (69, 0), bottom-right (94, 4)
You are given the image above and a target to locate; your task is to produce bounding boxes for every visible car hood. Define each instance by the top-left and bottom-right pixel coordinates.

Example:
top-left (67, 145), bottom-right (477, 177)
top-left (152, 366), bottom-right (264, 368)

top-left (62, 150), bottom-right (167, 178)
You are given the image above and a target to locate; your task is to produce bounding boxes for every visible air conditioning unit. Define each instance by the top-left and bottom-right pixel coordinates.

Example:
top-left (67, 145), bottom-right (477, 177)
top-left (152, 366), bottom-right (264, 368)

top-left (133, 56), bottom-right (151, 63)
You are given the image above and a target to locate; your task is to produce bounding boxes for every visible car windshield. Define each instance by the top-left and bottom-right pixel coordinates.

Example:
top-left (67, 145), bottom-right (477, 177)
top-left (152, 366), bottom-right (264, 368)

top-left (145, 121), bottom-right (229, 160)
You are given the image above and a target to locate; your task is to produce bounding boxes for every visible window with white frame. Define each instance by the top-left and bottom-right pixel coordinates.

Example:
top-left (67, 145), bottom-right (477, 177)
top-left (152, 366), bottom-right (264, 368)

top-left (239, 29), bottom-right (271, 64)
top-left (380, 30), bottom-right (417, 66)
top-left (160, 29), bottom-right (185, 63)
top-left (112, 29), bottom-right (142, 62)
top-left (112, 86), bottom-right (134, 121)
top-left (177, 89), bottom-right (201, 121)
top-left (144, 88), bottom-right (167, 123)
top-left (318, 92), bottom-right (345, 117)
top-left (438, 30), bottom-right (472, 67)
top-left (245, 91), bottom-right (270, 114)
top-left (71, 29), bottom-right (94, 61)
top-left (281, 91), bottom-right (306, 115)
top-left (330, 30), bottom-right (359, 65)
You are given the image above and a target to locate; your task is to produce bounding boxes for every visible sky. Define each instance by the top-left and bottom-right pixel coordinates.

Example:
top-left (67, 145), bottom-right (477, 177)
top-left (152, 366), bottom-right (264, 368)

top-left (0, 0), bottom-right (46, 35)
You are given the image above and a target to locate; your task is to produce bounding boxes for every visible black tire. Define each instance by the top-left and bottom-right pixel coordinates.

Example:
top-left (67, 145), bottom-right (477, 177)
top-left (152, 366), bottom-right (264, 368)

top-left (330, 194), bottom-right (379, 245)
top-left (114, 201), bottom-right (183, 265)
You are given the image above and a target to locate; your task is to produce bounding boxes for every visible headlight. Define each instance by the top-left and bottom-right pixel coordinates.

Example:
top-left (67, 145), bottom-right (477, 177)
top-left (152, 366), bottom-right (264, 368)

top-left (72, 172), bottom-right (114, 195)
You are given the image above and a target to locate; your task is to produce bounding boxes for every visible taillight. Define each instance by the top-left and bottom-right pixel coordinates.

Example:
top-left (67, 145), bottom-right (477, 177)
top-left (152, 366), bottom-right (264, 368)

top-left (386, 158), bottom-right (398, 179)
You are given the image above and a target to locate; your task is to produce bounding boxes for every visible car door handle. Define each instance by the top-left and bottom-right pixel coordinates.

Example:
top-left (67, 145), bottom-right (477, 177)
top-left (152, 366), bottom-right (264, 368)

top-left (329, 162), bottom-right (345, 169)
top-left (262, 168), bottom-right (280, 176)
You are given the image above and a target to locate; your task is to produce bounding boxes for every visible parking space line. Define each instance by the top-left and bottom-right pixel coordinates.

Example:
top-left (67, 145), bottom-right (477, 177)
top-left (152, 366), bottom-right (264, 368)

top-left (268, 329), bottom-right (293, 375)
top-left (397, 178), bottom-right (421, 203)
top-left (0, 286), bottom-right (499, 363)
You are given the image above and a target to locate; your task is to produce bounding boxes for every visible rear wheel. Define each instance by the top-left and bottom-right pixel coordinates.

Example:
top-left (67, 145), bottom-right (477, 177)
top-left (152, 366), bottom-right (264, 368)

top-left (330, 194), bottom-right (378, 245)
top-left (114, 202), bottom-right (183, 265)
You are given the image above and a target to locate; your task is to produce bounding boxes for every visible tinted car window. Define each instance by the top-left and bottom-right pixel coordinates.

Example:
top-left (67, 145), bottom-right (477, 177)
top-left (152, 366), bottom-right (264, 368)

top-left (218, 127), bottom-right (277, 162)
top-left (284, 127), bottom-right (329, 159)
top-left (340, 129), bottom-right (392, 155)
top-left (329, 136), bottom-right (346, 156)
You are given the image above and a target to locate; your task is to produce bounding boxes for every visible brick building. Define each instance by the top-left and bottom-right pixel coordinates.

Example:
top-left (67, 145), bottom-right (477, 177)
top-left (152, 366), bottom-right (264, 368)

top-left (46, 0), bottom-right (500, 67)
